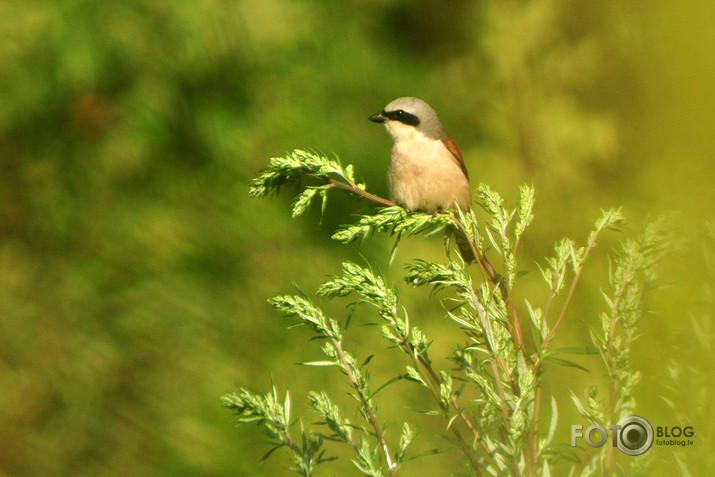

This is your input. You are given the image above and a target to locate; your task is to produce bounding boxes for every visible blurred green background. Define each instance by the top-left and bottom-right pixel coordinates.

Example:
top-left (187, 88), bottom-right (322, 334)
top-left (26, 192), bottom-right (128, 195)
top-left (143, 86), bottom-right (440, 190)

top-left (1, 0), bottom-right (712, 476)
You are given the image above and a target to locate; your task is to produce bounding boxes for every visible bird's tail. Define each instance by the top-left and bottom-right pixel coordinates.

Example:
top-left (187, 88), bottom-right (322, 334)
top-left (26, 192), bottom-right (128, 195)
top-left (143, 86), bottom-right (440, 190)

top-left (451, 225), bottom-right (503, 293)
top-left (452, 225), bottom-right (476, 264)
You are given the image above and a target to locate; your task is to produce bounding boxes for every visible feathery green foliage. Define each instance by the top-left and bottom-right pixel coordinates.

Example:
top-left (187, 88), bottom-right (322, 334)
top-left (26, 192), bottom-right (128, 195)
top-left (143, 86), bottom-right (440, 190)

top-left (221, 387), bottom-right (327, 476)
top-left (331, 207), bottom-right (454, 245)
top-left (250, 150), bottom-right (357, 199)
top-left (225, 151), bottom-right (673, 476)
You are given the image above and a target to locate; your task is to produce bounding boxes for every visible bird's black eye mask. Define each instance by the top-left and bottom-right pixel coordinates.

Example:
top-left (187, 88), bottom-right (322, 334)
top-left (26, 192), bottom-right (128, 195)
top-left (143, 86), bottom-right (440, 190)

top-left (382, 109), bottom-right (420, 126)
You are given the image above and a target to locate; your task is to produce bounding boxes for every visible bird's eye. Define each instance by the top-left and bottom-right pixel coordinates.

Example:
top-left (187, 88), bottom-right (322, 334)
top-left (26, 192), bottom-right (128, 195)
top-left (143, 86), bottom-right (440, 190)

top-left (384, 109), bottom-right (420, 126)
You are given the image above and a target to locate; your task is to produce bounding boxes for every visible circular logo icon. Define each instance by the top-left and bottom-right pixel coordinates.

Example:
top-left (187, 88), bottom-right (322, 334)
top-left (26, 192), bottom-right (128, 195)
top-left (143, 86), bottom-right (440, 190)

top-left (615, 415), bottom-right (654, 456)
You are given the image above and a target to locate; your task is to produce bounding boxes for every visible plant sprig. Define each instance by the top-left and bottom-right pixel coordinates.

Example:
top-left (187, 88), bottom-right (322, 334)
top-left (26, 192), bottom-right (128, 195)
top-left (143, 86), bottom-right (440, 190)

top-left (226, 150), bottom-right (670, 476)
top-left (249, 149), bottom-right (395, 214)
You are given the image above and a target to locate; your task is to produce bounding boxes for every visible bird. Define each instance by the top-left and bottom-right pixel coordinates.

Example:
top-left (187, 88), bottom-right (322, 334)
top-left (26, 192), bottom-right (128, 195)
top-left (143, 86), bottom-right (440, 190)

top-left (369, 97), bottom-right (472, 213)
top-left (369, 97), bottom-right (477, 263)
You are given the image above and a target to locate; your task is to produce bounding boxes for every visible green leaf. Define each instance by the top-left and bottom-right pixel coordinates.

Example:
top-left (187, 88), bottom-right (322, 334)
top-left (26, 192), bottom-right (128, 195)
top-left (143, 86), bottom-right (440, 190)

top-left (397, 422), bottom-right (416, 461)
top-left (260, 444), bottom-right (284, 463)
top-left (545, 396), bottom-right (558, 449)
top-left (292, 188), bottom-right (318, 217)
top-left (360, 354), bottom-right (374, 368)
top-left (319, 188), bottom-right (329, 225)
top-left (284, 390), bottom-right (291, 425)
top-left (344, 163), bottom-right (355, 182)
top-left (515, 184), bottom-right (535, 236)
top-left (401, 447), bottom-right (451, 462)
top-left (525, 299), bottom-right (545, 346)
top-left (570, 392), bottom-right (588, 419)
top-left (370, 375), bottom-right (404, 399)
top-left (544, 355), bottom-right (590, 372)
top-left (300, 361), bottom-right (338, 367)
top-left (546, 346), bottom-right (599, 356)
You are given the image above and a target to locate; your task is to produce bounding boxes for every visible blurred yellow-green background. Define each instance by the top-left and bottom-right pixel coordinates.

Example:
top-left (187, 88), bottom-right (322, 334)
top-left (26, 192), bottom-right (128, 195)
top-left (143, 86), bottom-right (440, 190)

top-left (1, 1), bottom-right (713, 476)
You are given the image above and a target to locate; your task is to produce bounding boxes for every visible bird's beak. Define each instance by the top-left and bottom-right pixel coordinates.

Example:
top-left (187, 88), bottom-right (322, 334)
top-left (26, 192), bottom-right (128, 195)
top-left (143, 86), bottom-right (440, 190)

top-left (369, 112), bottom-right (386, 123)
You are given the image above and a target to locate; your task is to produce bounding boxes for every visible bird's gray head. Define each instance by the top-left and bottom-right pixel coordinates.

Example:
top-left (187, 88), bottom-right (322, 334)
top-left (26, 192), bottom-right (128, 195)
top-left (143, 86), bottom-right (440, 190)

top-left (369, 97), bottom-right (447, 141)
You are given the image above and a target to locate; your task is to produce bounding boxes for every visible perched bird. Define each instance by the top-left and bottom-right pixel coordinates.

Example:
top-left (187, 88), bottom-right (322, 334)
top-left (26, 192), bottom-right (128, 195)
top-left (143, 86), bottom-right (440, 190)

top-left (369, 97), bottom-right (472, 213)
top-left (369, 97), bottom-right (476, 263)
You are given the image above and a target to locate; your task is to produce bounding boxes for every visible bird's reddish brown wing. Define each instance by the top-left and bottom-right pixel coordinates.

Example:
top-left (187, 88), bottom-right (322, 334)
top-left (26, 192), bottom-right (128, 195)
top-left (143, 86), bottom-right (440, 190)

top-left (441, 136), bottom-right (469, 179)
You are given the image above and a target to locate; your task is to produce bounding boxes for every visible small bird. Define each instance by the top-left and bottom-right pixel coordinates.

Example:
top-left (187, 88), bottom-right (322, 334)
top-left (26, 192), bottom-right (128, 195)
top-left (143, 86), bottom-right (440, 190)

top-left (369, 97), bottom-right (476, 262)
top-left (369, 97), bottom-right (472, 213)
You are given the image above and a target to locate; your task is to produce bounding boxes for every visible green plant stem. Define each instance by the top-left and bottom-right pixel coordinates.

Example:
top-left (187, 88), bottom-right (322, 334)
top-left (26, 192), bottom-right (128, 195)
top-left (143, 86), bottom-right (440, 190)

top-left (603, 259), bottom-right (636, 475)
top-left (541, 291), bottom-right (557, 341)
top-left (384, 301), bottom-right (488, 474)
top-left (417, 352), bottom-right (496, 462)
top-left (467, 285), bottom-right (519, 395)
top-left (332, 339), bottom-right (397, 476)
top-left (529, 248), bottom-right (594, 475)
top-left (409, 351), bottom-right (484, 476)
top-left (541, 271), bottom-right (582, 350)
top-left (526, 386), bottom-right (542, 477)
top-left (467, 278), bottom-right (524, 475)
top-left (532, 215), bottom-right (616, 474)
top-left (510, 307), bottom-right (527, 360)
top-left (542, 229), bottom-right (601, 349)
top-left (275, 412), bottom-right (313, 476)
top-left (488, 358), bottom-right (512, 425)
top-left (451, 217), bottom-right (528, 362)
